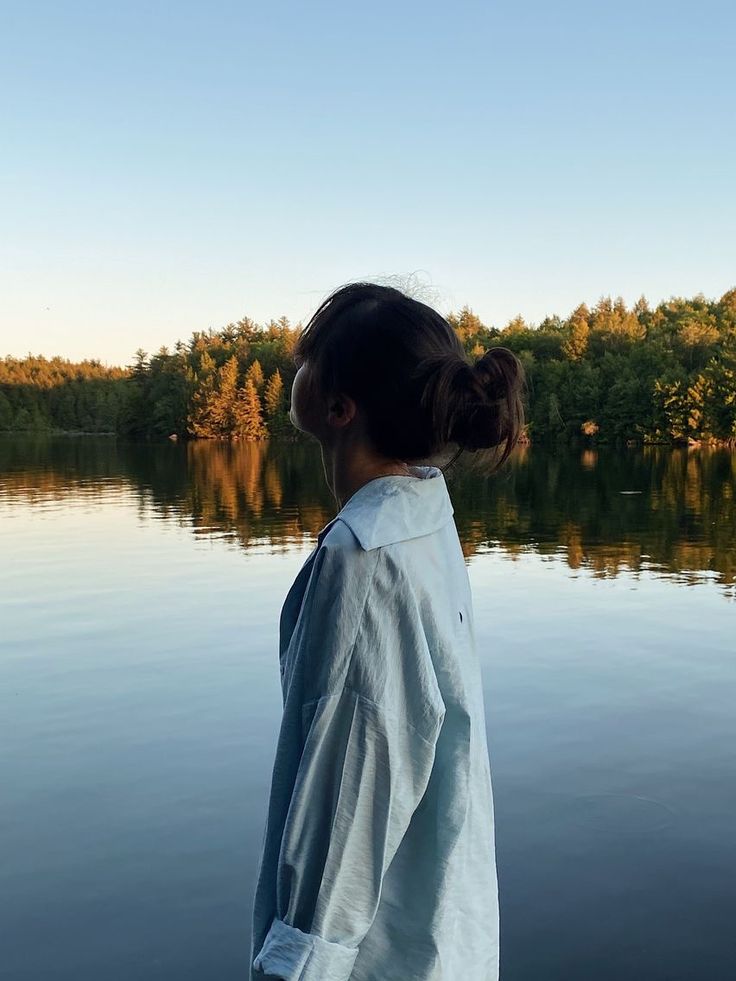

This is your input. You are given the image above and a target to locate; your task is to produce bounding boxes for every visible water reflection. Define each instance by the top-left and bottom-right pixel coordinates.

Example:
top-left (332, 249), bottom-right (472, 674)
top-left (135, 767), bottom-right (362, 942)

top-left (2, 434), bottom-right (736, 981)
top-left (1, 435), bottom-right (734, 597)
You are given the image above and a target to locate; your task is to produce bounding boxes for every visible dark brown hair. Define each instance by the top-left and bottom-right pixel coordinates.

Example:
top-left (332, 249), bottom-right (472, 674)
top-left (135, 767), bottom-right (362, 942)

top-left (293, 281), bottom-right (527, 475)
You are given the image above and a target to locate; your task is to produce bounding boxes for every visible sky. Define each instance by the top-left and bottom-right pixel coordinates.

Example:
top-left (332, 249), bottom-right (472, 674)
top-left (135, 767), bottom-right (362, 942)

top-left (2, 0), bottom-right (735, 366)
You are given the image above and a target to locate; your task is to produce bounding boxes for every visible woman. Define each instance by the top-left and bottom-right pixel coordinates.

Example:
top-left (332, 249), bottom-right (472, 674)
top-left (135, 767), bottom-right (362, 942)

top-left (250, 281), bottom-right (526, 980)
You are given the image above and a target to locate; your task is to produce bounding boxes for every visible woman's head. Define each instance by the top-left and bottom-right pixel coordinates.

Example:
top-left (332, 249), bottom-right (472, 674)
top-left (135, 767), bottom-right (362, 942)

top-left (290, 281), bottom-right (527, 474)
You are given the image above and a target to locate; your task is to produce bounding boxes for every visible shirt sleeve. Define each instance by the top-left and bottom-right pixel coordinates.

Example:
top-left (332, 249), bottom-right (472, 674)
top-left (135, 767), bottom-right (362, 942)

top-left (252, 684), bottom-right (445, 981)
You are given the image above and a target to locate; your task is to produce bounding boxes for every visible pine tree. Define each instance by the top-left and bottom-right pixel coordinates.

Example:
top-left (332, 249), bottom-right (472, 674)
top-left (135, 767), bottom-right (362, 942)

top-left (263, 368), bottom-right (292, 437)
top-left (233, 377), bottom-right (267, 440)
top-left (503, 315), bottom-right (529, 335)
top-left (446, 307), bottom-right (488, 352)
top-left (0, 391), bottom-right (13, 430)
top-left (562, 306), bottom-right (590, 361)
top-left (653, 376), bottom-right (690, 441)
top-left (188, 351), bottom-right (218, 437)
top-left (130, 348), bottom-right (149, 377)
top-left (210, 355), bottom-right (240, 435)
top-left (246, 359), bottom-right (265, 392)
top-left (264, 369), bottom-right (284, 417)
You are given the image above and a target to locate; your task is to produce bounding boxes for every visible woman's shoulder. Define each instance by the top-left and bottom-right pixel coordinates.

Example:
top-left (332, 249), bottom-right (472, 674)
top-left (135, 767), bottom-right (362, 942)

top-left (311, 517), bottom-right (378, 584)
top-left (302, 519), bottom-right (379, 625)
top-left (319, 515), bottom-right (364, 553)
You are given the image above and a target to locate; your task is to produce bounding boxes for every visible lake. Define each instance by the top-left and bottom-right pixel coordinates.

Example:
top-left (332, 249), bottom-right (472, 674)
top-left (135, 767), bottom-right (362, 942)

top-left (1, 435), bottom-right (735, 981)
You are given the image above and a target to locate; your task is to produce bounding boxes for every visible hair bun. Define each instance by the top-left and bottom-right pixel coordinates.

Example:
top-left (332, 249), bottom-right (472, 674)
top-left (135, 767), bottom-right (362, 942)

top-left (470, 348), bottom-right (507, 400)
top-left (450, 346), bottom-right (526, 456)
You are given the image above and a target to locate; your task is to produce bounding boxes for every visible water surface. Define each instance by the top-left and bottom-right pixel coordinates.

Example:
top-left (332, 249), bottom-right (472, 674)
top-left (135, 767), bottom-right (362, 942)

top-left (1, 436), bottom-right (734, 980)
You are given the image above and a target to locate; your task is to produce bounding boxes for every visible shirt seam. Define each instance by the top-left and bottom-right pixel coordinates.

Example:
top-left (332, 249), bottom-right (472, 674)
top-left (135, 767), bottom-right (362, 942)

top-left (337, 507), bottom-right (454, 551)
top-left (301, 684), bottom-right (444, 748)
top-left (283, 533), bottom-right (375, 695)
top-left (299, 535), bottom-right (446, 744)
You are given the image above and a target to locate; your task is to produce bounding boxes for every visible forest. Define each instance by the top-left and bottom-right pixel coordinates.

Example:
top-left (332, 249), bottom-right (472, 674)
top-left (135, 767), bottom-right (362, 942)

top-left (1, 288), bottom-right (735, 445)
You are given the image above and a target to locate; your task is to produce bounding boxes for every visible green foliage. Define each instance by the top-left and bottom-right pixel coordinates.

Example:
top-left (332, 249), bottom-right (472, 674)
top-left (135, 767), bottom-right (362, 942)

top-left (2, 287), bottom-right (735, 444)
top-left (0, 355), bottom-right (128, 434)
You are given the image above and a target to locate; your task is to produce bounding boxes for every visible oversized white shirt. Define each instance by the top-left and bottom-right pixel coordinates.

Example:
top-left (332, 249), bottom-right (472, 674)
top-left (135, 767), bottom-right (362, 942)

top-left (250, 464), bottom-right (499, 981)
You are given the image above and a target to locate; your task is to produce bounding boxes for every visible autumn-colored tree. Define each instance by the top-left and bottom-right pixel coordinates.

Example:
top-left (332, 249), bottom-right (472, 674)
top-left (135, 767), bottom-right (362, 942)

top-left (264, 369), bottom-right (284, 417)
top-left (446, 307), bottom-right (491, 355)
top-left (589, 297), bottom-right (645, 353)
top-left (233, 377), bottom-right (267, 440)
top-left (208, 355), bottom-right (240, 435)
top-left (562, 305), bottom-right (591, 361)
top-left (246, 358), bottom-right (265, 392)
top-left (677, 316), bottom-right (720, 370)
top-left (188, 351), bottom-right (218, 437)
top-left (263, 368), bottom-right (292, 437)
top-left (717, 288), bottom-right (736, 338)
top-left (502, 315), bottom-right (529, 335)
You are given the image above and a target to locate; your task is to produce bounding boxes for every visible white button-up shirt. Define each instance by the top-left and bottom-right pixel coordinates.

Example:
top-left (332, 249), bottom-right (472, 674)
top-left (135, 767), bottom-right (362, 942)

top-left (250, 465), bottom-right (499, 980)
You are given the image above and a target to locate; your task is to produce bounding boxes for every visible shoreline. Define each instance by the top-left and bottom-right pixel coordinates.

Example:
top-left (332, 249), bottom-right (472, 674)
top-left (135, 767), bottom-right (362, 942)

top-left (1, 430), bottom-right (734, 449)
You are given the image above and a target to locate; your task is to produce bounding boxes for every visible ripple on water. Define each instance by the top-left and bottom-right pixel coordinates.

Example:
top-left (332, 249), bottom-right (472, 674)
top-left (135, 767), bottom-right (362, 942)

top-left (570, 793), bottom-right (676, 834)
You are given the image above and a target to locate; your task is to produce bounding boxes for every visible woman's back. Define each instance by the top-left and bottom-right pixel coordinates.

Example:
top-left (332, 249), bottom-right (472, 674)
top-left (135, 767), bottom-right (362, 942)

top-left (250, 467), bottom-right (499, 980)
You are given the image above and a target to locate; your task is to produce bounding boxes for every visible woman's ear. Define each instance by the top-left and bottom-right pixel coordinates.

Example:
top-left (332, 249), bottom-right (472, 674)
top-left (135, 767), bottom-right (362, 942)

top-left (325, 391), bottom-right (358, 430)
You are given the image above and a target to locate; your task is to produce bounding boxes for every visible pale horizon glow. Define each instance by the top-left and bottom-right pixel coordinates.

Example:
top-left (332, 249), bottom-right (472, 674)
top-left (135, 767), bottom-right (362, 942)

top-left (2, 0), bottom-right (735, 366)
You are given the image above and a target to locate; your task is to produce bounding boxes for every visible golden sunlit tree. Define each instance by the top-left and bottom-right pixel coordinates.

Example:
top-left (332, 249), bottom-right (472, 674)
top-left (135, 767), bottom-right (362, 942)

top-left (209, 355), bottom-right (240, 435)
top-left (562, 304), bottom-right (590, 361)
top-left (188, 351), bottom-right (218, 437)
top-left (233, 377), bottom-right (268, 440)
top-left (263, 368), bottom-right (292, 437)
top-left (246, 359), bottom-right (265, 393)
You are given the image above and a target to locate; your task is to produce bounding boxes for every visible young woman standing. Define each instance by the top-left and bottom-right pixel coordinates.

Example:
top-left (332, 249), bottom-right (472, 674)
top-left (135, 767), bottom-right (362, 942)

top-left (250, 281), bottom-right (526, 980)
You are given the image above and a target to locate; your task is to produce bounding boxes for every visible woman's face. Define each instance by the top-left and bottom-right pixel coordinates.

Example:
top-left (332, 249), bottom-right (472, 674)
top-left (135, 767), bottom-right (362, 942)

top-left (290, 359), bottom-right (357, 444)
top-left (290, 360), bottom-right (323, 437)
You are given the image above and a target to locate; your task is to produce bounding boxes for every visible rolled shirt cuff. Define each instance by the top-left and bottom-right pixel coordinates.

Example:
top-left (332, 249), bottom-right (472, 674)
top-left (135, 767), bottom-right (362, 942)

top-left (253, 916), bottom-right (360, 981)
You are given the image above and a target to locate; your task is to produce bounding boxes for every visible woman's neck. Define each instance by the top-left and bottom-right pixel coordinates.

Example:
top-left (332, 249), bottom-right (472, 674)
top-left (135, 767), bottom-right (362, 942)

top-left (320, 444), bottom-right (415, 509)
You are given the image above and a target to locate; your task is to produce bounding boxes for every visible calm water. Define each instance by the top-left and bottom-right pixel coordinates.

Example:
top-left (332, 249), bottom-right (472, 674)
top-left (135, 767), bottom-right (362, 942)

top-left (1, 435), bottom-right (735, 981)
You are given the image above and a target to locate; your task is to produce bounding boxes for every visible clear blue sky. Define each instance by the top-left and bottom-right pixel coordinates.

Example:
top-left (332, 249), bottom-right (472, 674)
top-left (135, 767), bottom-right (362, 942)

top-left (2, 0), bottom-right (734, 365)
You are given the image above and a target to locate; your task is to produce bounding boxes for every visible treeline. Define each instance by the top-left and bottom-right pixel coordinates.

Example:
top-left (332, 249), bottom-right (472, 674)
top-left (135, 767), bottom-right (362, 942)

top-left (1, 290), bottom-right (735, 444)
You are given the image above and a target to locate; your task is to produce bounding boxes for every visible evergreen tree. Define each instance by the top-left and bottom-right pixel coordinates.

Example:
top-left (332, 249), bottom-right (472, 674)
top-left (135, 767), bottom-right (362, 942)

top-left (446, 307), bottom-right (490, 355)
top-left (562, 305), bottom-right (590, 362)
top-left (503, 315), bottom-right (529, 335)
top-left (653, 373), bottom-right (691, 441)
top-left (188, 351), bottom-right (218, 437)
top-left (209, 355), bottom-right (240, 436)
top-left (699, 352), bottom-right (736, 441)
top-left (263, 368), bottom-right (292, 437)
top-left (233, 377), bottom-right (267, 439)
top-left (246, 359), bottom-right (265, 392)
top-left (264, 368), bottom-right (284, 418)
top-left (0, 391), bottom-right (12, 430)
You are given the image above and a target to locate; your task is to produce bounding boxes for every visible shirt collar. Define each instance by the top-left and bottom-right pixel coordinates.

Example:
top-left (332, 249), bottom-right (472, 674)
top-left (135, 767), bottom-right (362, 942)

top-left (317, 465), bottom-right (455, 551)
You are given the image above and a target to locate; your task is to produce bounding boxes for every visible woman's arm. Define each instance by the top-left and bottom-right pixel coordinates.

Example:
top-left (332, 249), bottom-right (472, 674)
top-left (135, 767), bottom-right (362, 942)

top-left (252, 685), bottom-right (444, 981)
